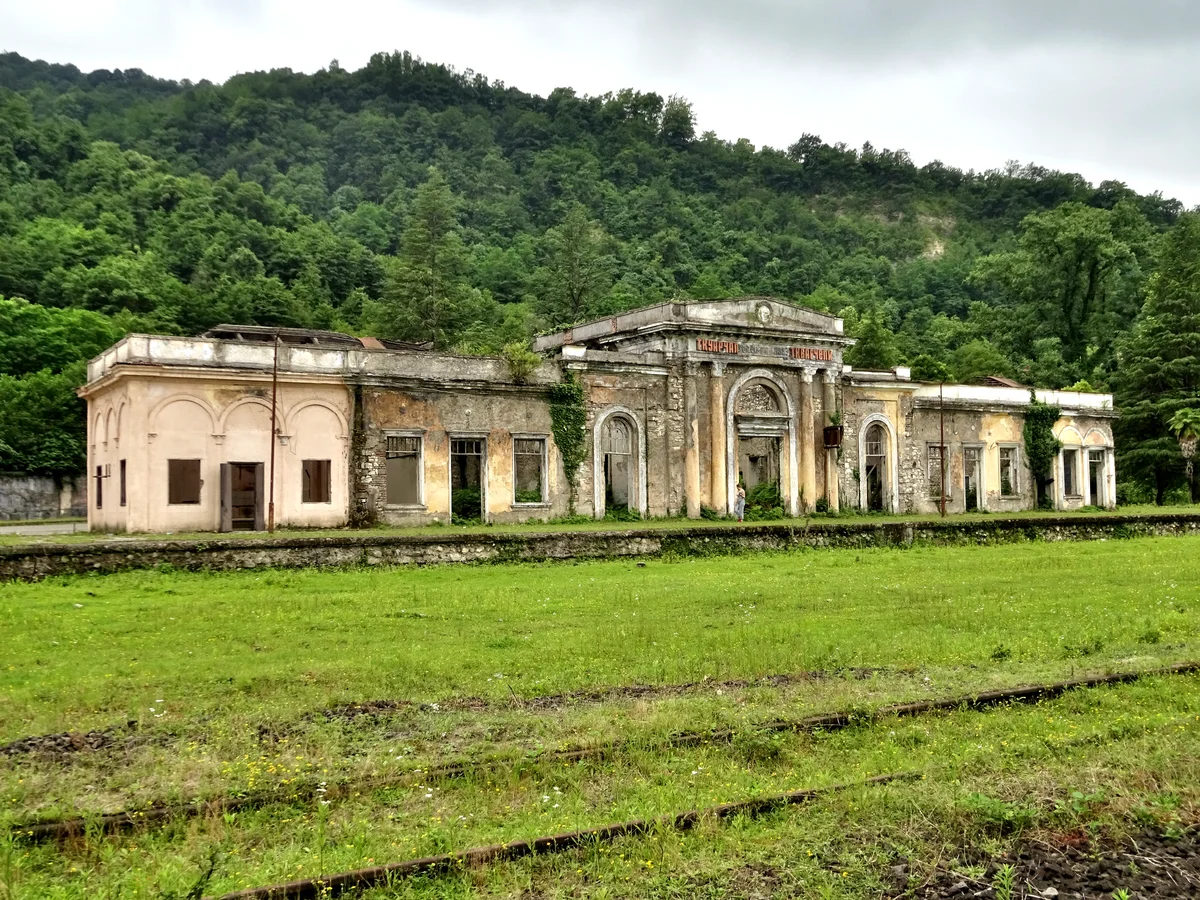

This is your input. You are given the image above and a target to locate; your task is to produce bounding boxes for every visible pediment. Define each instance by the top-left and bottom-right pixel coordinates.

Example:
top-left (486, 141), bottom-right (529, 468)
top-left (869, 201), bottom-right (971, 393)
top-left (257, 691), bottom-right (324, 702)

top-left (681, 297), bottom-right (843, 336)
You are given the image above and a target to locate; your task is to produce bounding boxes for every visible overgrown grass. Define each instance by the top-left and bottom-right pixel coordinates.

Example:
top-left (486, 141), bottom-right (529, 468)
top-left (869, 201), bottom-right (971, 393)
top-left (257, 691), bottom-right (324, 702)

top-left (1, 536), bottom-right (1198, 898)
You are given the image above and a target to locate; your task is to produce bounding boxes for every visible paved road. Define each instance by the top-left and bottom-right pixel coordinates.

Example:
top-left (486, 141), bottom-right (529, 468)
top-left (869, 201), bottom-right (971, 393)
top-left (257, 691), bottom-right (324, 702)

top-left (0, 522), bottom-right (86, 536)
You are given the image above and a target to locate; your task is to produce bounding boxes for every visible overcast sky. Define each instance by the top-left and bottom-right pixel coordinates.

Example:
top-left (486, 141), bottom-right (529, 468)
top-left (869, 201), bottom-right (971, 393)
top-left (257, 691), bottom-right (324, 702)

top-left (4, 0), bottom-right (1198, 206)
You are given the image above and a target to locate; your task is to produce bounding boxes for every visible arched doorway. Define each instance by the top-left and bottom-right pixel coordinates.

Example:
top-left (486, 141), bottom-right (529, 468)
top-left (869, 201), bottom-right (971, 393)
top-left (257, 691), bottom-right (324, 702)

top-left (863, 422), bottom-right (887, 511)
top-left (725, 372), bottom-right (798, 517)
top-left (602, 416), bottom-right (634, 511)
top-left (856, 414), bottom-right (897, 513)
top-left (592, 408), bottom-right (646, 519)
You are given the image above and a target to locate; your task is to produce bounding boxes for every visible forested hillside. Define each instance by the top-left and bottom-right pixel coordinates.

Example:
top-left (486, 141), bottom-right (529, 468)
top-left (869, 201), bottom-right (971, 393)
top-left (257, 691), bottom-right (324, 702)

top-left (1, 50), bottom-right (1197, 499)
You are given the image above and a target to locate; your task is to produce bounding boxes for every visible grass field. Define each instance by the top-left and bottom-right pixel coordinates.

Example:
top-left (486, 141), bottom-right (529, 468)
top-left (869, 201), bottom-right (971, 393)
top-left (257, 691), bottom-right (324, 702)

top-left (2, 536), bottom-right (1199, 898)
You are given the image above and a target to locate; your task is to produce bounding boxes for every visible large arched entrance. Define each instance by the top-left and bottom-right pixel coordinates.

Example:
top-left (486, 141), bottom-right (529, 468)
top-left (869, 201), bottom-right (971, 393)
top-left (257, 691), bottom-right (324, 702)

top-left (725, 371), bottom-right (798, 516)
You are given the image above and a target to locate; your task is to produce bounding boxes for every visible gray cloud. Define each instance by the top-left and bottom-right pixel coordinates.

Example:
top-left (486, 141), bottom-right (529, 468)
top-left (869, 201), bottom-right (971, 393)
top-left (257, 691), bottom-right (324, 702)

top-left (438, 0), bottom-right (1200, 63)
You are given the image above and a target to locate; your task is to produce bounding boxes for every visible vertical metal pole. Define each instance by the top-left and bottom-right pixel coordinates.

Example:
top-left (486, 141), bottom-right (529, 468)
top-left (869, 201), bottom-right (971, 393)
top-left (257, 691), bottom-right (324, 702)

top-left (268, 332), bottom-right (278, 532)
top-left (939, 381), bottom-right (946, 517)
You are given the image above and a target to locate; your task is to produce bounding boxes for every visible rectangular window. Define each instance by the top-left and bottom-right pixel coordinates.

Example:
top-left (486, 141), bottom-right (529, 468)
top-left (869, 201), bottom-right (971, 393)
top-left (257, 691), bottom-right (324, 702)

top-left (999, 447), bottom-right (1019, 497)
top-left (513, 438), bottom-right (546, 504)
top-left (385, 435), bottom-right (422, 506)
top-left (1062, 448), bottom-right (1079, 497)
top-left (119, 459), bottom-right (127, 507)
top-left (95, 464), bottom-right (103, 509)
top-left (927, 444), bottom-right (950, 499)
top-left (302, 459), bottom-right (332, 503)
top-left (168, 459), bottom-right (202, 505)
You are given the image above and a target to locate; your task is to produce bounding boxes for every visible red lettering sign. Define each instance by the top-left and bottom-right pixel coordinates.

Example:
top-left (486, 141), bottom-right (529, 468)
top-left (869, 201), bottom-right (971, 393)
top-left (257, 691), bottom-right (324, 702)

top-left (789, 346), bottom-right (834, 362)
top-left (696, 338), bottom-right (740, 354)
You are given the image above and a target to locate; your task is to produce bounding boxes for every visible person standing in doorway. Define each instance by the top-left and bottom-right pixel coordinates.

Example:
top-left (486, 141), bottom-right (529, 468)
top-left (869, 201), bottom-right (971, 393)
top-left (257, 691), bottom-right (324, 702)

top-left (734, 481), bottom-right (746, 522)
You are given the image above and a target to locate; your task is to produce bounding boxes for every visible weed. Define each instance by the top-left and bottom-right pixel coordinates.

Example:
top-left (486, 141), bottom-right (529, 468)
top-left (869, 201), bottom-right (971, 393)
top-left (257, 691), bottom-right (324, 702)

top-left (992, 863), bottom-right (1016, 900)
top-left (961, 793), bottom-right (1038, 833)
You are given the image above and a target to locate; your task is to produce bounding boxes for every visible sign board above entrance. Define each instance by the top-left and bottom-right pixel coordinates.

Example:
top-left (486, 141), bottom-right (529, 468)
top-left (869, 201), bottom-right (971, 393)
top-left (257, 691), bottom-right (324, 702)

top-left (696, 338), bottom-right (740, 354)
top-left (790, 347), bottom-right (834, 362)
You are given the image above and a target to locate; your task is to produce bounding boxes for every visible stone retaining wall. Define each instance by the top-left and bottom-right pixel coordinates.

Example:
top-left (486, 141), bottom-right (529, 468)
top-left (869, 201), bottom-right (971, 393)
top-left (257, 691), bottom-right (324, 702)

top-left (2, 513), bottom-right (1197, 582)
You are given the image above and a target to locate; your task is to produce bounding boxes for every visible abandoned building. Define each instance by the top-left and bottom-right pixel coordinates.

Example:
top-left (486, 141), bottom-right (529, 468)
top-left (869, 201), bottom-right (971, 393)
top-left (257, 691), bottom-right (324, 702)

top-left (79, 298), bottom-right (1118, 533)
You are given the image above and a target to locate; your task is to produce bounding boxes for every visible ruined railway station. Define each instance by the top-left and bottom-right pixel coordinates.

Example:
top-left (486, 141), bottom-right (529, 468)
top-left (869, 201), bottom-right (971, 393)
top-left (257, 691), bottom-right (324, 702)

top-left (80, 297), bottom-right (1117, 533)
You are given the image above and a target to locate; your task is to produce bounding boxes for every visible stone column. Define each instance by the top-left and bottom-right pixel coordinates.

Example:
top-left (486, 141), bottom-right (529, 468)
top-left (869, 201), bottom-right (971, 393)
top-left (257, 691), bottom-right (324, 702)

top-left (708, 362), bottom-right (727, 514)
top-left (683, 363), bottom-right (701, 519)
top-left (798, 371), bottom-right (816, 513)
top-left (822, 368), bottom-right (840, 512)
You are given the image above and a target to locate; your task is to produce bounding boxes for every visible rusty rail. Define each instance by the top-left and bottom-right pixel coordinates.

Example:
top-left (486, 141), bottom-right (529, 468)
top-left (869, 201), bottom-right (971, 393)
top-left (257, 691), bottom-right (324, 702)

top-left (12, 661), bottom-right (1198, 844)
top-left (210, 771), bottom-right (918, 900)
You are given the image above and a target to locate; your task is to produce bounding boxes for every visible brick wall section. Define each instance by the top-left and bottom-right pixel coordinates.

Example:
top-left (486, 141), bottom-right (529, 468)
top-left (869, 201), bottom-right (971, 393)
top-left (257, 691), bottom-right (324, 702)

top-left (2, 514), bottom-right (1198, 581)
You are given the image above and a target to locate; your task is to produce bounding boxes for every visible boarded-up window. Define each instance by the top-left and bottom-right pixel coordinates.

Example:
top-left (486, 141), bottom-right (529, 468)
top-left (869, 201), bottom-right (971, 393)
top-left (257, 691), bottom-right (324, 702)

top-left (999, 447), bottom-right (1018, 497)
top-left (514, 438), bottom-right (546, 503)
top-left (95, 465), bottom-right (103, 509)
top-left (385, 436), bottom-right (421, 506)
top-left (302, 459), bottom-right (331, 503)
top-left (168, 459), bottom-right (202, 505)
top-left (927, 445), bottom-right (950, 499)
top-left (119, 459), bottom-right (127, 507)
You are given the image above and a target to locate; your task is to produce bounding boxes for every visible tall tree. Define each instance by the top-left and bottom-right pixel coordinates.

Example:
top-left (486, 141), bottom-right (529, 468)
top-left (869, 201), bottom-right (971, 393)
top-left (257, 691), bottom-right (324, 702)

top-left (535, 203), bottom-right (614, 329)
top-left (1115, 213), bottom-right (1200, 504)
top-left (375, 168), bottom-right (481, 347)
top-left (969, 202), bottom-right (1146, 376)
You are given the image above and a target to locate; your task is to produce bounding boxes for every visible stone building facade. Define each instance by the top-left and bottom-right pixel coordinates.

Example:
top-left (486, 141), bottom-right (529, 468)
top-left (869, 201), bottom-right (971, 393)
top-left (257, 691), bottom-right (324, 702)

top-left (79, 298), bottom-right (1117, 533)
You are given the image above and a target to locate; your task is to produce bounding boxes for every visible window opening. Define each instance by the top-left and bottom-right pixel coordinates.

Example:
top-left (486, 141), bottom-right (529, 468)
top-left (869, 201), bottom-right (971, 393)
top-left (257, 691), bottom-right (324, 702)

top-left (119, 459), bottom-right (126, 507)
top-left (513, 438), bottom-right (546, 504)
top-left (385, 436), bottom-right (421, 506)
top-left (168, 459), bottom-right (202, 505)
top-left (927, 445), bottom-right (950, 499)
top-left (999, 447), bottom-right (1019, 497)
top-left (302, 459), bottom-right (331, 503)
top-left (963, 446), bottom-right (981, 511)
top-left (95, 464), bottom-right (103, 509)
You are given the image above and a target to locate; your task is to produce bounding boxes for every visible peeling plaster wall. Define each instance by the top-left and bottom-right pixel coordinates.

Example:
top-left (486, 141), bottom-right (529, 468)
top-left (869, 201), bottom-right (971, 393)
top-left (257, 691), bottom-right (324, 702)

top-left (360, 386), bottom-right (569, 525)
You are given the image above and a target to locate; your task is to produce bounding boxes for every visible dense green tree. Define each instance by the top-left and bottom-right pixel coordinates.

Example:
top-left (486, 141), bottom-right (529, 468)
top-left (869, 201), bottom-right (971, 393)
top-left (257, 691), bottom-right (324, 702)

top-left (370, 168), bottom-right (496, 346)
top-left (908, 353), bottom-right (952, 383)
top-left (952, 339), bottom-right (1013, 384)
top-left (969, 202), bottom-right (1149, 375)
top-left (0, 362), bottom-right (88, 476)
top-left (846, 313), bottom-right (897, 370)
top-left (1116, 213), bottom-right (1200, 503)
top-left (534, 203), bottom-right (615, 329)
